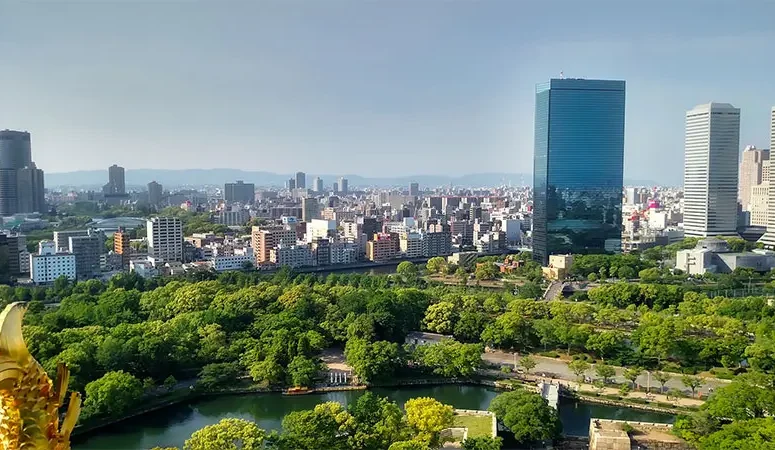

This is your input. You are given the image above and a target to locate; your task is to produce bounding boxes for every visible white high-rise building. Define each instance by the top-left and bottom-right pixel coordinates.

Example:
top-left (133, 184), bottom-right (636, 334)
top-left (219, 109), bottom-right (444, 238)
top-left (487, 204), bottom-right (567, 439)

top-left (147, 217), bottom-right (184, 262)
top-left (739, 145), bottom-right (769, 209)
top-left (683, 102), bottom-right (740, 237)
top-left (759, 108), bottom-right (775, 247)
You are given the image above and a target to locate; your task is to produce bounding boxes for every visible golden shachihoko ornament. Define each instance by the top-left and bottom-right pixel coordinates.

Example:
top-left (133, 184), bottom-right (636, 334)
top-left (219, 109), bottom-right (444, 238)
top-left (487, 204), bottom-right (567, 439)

top-left (0, 302), bottom-right (81, 449)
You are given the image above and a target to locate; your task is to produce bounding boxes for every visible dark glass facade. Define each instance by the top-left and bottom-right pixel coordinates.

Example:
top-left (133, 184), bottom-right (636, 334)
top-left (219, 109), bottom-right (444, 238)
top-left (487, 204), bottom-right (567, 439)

top-left (532, 79), bottom-right (625, 265)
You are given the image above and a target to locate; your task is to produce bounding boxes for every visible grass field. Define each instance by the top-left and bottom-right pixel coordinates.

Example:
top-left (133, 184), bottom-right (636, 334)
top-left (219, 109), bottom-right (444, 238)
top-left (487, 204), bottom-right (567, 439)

top-left (453, 414), bottom-right (493, 439)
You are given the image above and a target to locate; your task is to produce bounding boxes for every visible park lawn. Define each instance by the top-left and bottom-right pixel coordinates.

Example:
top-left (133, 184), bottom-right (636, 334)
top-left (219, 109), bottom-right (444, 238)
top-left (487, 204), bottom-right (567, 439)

top-left (453, 414), bottom-right (492, 439)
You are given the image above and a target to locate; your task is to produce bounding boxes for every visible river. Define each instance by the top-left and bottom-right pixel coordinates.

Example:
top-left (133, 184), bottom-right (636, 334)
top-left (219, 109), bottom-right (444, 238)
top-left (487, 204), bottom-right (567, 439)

top-left (73, 385), bottom-right (675, 449)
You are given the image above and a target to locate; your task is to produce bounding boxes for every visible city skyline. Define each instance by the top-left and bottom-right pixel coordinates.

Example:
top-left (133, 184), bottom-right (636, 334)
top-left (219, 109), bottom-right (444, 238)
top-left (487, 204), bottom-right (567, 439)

top-left (3, 2), bottom-right (775, 185)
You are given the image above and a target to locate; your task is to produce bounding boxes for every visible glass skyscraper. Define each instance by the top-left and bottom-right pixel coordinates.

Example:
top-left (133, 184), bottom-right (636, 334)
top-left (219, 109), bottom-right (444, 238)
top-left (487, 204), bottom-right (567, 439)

top-left (532, 79), bottom-right (626, 265)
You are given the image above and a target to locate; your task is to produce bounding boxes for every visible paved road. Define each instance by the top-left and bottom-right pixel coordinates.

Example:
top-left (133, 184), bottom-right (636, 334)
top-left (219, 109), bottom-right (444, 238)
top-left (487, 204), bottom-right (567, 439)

top-left (483, 351), bottom-right (729, 396)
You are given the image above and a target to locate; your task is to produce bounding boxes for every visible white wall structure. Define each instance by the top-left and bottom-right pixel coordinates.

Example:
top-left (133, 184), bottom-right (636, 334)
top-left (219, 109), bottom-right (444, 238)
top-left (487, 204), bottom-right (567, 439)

top-left (30, 240), bottom-right (76, 284)
top-left (683, 103), bottom-right (740, 237)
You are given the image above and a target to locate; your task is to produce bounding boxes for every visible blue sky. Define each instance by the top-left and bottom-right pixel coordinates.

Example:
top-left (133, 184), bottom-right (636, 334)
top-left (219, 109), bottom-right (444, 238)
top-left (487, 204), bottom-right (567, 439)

top-left (2, 1), bottom-right (774, 185)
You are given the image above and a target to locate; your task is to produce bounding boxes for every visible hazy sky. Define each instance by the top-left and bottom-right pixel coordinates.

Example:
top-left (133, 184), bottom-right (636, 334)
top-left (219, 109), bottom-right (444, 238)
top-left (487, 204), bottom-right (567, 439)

top-left (2, 1), bottom-right (775, 184)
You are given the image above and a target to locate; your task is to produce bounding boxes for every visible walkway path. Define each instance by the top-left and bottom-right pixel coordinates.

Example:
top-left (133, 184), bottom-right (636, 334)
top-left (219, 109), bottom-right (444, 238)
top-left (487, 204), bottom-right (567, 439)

top-left (483, 351), bottom-right (729, 397)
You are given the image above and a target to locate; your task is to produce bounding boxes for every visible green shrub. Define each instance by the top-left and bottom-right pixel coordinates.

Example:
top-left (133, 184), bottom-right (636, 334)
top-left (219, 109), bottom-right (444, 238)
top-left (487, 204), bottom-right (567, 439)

top-left (620, 422), bottom-right (635, 434)
top-left (709, 367), bottom-right (735, 380)
top-left (539, 351), bottom-right (560, 358)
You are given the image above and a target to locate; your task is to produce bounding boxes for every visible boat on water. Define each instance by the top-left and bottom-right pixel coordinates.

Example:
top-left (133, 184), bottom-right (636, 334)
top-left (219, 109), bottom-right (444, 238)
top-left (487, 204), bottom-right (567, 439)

top-left (283, 387), bottom-right (316, 396)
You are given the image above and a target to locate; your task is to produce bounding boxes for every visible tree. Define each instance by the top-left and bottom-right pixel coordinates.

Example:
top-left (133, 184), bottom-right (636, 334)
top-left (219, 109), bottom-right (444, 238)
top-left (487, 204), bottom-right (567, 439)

top-left (488, 390), bottom-right (562, 444)
top-left (412, 339), bottom-right (483, 378)
top-left (594, 364), bottom-right (616, 385)
top-left (83, 371), bottom-right (144, 418)
top-left (426, 257), bottom-right (447, 274)
top-left (404, 397), bottom-right (454, 448)
top-left (250, 357), bottom-right (285, 386)
top-left (639, 268), bottom-right (661, 282)
top-left (654, 372), bottom-right (671, 393)
top-left (462, 436), bottom-right (503, 450)
top-left (567, 360), bottom-right (591, 383)
top-left (622, 367), bottom-right (643, 390)
top-left (345, 339), bottom-right (404, 383)
top-left (287, 356), bottom-right (319, 387)
top-left (454, 311), bottom-right (490, 343)
top-left (455, 267), bottom-right (469, 286)
top-left (519, 356), bottom-right (537, 374)
top-left (700, 417), bottom-right (775, 450)
top-left (397, 261), bottom-right (419, 283)
top-left (278, 402), bottom-right (355, 450)
top-left (681, 375), bottom-right (704, 398)
top-left (703, 374), bottom-right (775, 420)
top-left (423, 302), bottom-right (457, 335)
top-left (475, 263), bottom-right (499, 281)
top-left (347, 392), bottom-right (408, 449)
top-left (163, 375), bottom-right (177, 390)
top-left (672, 411), bottom-right (720, 446)
top-left (617, 266), bottom-right (636, 280)
top-left (480, 312), bottom-right (537, 351)
top-left (585, 330), bottom-right (626, 362)
top-left (184, 418), bottom-right (265, 450)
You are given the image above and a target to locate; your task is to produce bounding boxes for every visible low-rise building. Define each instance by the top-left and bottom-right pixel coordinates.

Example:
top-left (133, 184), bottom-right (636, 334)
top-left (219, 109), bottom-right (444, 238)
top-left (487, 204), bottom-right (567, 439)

top-left (330, 241), bottom-right (358, 265)
top-left (30, 241), bottom-right (76, 284)
top-left (421, 231), bottom-right (452, 257)
top-left (211, 253), bottom-right (253, 272)
top-left (366, 233), bottom-right (398, 262)
top-left (676, 238), bottom-right (775, 275)
top-left (271, 243), bottom-right (315, 268)
top-left (400, 231), bottom-right (423, 258)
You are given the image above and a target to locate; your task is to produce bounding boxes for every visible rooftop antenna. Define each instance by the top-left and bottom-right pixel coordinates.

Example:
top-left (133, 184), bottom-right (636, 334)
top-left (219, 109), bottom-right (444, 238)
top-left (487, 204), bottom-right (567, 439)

top-left (560, 71), bottom-right (565, 79)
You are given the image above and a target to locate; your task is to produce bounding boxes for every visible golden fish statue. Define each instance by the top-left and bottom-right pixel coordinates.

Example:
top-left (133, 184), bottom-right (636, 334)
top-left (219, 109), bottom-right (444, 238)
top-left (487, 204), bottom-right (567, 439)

top-left (0, 302), bottom-right (81, 449)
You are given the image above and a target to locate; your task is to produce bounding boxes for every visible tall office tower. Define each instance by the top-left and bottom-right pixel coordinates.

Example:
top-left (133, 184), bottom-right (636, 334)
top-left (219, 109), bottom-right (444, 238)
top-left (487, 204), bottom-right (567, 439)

top-left (224, 180), bottom-right (255, 204)
top-left (333, 182), bottom-right (339, 194)
top-left (683, 103), bottom-right (740, 237)
top-left (313, 177), bottom-right (324, 193)
top-left (103, 164), bottom-right (126, 195)
top-left (0, 130), bottom-right (37, 215)
top-left (286, 178), bottom-right (296, 190)
top-left (409, 182), bottom-right (420, 197)
top-left (148, 181), bottom-right (163, 208)
top-left (759, 108), bottom-right (775, 247)
top-left (532, 79), bottom-right (626, 266)
top-left (338, 177), bottom-right (348, 195)
top-left (739, 145), bottom-right (769, 209)
top-left (295, 171), bottom-right (306, 189)
top-left (147, 217), bottom-right (184, 262)
top-left (113, 228), bottom-right (131, 269)
top-left (17, 162), bottom-right (45, 213)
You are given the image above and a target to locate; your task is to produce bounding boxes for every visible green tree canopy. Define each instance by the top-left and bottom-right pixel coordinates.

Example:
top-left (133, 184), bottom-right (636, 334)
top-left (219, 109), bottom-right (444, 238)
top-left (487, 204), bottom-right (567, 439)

top-left (184, 418), bottom-right (265, 450)
top-left (488, 390), bottom-right (562, 444)
top-left (404, 397), bottom-right (454, 448)
top-left (83, 370), bottom-right (144, 418)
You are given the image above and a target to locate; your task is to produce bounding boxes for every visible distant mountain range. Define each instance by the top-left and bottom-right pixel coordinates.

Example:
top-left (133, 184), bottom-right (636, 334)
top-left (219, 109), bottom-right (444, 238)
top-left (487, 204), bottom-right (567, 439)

top-left (44, 169), bottom-right (662, 189)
